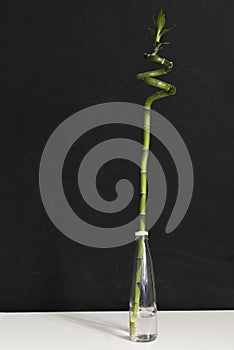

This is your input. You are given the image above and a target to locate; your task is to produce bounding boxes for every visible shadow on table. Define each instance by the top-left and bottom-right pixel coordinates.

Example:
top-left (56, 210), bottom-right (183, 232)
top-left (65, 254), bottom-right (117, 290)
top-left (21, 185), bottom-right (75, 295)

top-left (48, 313), bottom-right (129, 341)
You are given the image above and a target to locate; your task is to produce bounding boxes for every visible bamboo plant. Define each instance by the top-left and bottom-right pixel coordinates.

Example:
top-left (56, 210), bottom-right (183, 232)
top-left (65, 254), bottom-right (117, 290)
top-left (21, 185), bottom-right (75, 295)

top-left (130, 8), bottom-right (176, 335)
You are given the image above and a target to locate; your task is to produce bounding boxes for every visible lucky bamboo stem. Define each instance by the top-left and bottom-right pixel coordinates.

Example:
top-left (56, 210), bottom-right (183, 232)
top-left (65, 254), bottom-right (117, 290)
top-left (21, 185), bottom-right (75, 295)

top-left (130, 9), bottom-right (176, 335)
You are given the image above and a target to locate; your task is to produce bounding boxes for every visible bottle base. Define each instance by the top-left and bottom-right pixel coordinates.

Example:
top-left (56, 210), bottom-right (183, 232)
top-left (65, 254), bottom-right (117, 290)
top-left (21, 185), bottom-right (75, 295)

top-left (130, 334), bottom-right (157, 342)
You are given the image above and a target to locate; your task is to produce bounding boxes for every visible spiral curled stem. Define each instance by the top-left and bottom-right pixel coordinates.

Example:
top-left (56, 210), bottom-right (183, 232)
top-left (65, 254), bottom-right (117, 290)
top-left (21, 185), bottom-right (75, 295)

top-left (130, 9), bottom-right (176, 335)
top-left (137, 53), bottom-right (176, 231)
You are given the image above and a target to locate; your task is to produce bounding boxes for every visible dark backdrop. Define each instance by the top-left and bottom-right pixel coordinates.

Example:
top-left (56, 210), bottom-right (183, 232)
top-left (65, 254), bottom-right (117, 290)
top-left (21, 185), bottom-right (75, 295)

top-left (1, 0), bottom-right (234, 311)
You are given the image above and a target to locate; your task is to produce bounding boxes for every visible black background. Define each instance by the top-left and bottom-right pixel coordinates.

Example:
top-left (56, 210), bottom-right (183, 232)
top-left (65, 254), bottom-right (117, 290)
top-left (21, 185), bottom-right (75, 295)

top-left (1, 0), bottom-right (234, 311)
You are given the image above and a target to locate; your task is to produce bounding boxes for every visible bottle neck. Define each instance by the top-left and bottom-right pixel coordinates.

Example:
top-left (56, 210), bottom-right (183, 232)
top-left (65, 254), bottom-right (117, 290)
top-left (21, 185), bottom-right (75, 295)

top-left (135, 231), bottom-right (149, 241)
top-left (135, 235), bottom-right (148, 242)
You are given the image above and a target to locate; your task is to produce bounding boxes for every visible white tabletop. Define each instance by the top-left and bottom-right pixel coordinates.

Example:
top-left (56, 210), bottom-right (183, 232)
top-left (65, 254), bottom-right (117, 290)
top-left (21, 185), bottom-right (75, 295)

top-left (0, 311), bottom-right (233, 350)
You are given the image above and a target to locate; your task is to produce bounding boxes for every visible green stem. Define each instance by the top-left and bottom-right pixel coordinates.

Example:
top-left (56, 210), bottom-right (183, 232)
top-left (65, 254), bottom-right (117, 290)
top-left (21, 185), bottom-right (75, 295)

top-left (130, 52), bottom-right (176, 335)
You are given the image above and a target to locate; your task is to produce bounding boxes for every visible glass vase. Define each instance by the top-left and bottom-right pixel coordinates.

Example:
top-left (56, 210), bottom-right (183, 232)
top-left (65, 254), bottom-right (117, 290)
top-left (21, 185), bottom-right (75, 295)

top-left (129, 231), bottom-right (157, 342)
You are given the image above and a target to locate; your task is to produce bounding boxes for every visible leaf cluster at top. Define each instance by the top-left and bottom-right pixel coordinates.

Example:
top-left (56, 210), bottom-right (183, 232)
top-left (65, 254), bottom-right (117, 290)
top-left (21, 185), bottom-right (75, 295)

top-left (147, 8), bottom-right (175, 51)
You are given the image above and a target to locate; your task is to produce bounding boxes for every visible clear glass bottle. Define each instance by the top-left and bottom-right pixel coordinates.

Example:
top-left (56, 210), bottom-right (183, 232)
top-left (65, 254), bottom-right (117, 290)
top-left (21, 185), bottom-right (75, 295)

top-left (129, 231), bottom-right (157, 342)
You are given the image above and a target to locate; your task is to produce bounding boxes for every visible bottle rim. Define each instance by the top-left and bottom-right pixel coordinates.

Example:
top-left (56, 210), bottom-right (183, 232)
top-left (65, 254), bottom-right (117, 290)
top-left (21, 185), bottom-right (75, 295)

top-left (135, 231), bottom-right (149, 237)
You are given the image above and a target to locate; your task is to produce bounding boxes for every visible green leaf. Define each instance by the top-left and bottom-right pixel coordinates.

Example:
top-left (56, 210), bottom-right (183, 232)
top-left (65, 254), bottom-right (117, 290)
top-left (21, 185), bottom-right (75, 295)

top-left (152, 14), bottom-right (156, 26)
top-left (160, 26), bottom-right (175, 37)
top-left (156, 8), bottom-right (165, 31)
top-left (147, 27), bottom-right (156, 36)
